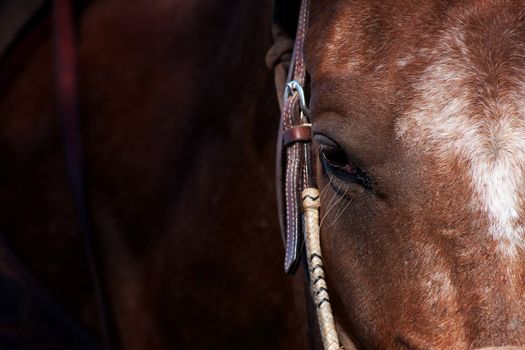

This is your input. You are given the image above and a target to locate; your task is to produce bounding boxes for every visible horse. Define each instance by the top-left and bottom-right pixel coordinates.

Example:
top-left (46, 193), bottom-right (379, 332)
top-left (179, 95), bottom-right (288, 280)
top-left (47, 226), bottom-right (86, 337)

top-left (0, 0), bottom-right (304, 349)
top-left (272, 0), bottom-right (525, 348)
top-left (4, 0), bottom-right (525, 349)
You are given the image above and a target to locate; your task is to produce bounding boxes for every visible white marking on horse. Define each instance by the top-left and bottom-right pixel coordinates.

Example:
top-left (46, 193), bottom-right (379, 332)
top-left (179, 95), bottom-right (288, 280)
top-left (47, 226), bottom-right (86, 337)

top-left (396, 28), bottom-right (525, 256)
top-left (396, 54), bottom-right (415, 68)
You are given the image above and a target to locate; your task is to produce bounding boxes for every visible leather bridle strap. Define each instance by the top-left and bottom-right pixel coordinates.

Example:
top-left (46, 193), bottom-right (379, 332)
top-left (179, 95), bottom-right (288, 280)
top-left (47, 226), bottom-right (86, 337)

top-left (53, 1), bottom-right (120, 349)
top-left (272, 1), bottom-right (342, 347)
top-left (269, 1), bottom-right (358, 349)
top-left (275, 0), bottom-right (313, 275)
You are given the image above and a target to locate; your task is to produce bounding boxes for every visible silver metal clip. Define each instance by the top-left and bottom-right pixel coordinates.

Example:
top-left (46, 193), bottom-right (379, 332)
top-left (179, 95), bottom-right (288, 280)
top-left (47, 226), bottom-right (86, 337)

top-left (284, 80), bottom-right (311, 121)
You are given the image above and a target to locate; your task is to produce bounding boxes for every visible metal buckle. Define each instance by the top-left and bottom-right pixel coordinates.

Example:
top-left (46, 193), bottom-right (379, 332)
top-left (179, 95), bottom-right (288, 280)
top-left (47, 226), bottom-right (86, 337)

top-left (284, 80), bottom-right (311, 122)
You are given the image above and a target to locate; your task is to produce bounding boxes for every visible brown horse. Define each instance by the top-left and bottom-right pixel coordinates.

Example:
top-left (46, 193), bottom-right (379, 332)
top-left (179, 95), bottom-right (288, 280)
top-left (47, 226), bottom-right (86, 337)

top-left (4, 0), bottom-right (525, 349)
top-left (0, 0), bottom-right (304, 349)
top-left (291, 0), bottom-right (525, 348)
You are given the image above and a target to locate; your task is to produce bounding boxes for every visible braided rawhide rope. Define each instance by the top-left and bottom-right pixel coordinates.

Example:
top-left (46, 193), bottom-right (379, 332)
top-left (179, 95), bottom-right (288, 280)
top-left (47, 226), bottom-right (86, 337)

top-left (302, 188), bottom-right (344, 350)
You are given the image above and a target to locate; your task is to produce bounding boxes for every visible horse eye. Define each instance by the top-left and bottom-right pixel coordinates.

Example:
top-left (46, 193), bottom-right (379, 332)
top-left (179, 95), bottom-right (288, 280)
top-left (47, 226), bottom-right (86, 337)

top-left (316, 138), bottom-right (373, 191)
top-left (320, 146), bottom-right (357, 175)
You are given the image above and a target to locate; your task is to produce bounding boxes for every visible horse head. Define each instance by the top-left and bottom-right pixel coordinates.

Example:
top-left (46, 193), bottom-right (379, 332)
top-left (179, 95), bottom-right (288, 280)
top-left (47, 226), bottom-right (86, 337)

top-left (283, 0), bottom-right (525, 348)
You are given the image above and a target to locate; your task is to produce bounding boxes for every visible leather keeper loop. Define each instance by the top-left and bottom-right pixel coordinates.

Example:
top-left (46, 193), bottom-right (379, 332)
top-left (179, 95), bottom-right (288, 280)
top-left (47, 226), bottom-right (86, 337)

top-left (283, 124), bottom-right (312, 147)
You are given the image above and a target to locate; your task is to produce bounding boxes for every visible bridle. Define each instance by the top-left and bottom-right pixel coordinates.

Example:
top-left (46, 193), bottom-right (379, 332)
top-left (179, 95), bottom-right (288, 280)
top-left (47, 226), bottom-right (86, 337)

top-left (55, 0), bottom-right (344, 348)
top-left (268, 0), bottom-right (356, 349)
top-left (15, 1), bottom-right (341, 349)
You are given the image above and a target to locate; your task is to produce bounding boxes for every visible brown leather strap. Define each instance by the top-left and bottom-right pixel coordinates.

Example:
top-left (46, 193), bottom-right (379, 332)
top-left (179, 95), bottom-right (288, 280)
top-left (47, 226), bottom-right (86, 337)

top-left (283, 124), bottom-right (312, 146)
top-left (271, 4), bottom-right (357, 349)
top-left (53, 1), bottom-right (121, 349)
top-left (274, 0), bottom-right (313, 274)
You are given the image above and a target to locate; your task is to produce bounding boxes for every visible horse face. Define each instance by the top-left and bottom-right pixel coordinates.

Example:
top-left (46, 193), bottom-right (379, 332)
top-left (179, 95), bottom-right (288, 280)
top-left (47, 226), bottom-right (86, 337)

top-left (305, 1), bottom-right (525, 348)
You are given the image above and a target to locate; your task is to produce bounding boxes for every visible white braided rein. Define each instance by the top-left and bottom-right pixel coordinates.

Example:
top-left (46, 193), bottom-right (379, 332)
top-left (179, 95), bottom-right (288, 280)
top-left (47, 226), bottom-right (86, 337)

top-left (302, 188), bottom-right (344, 350)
